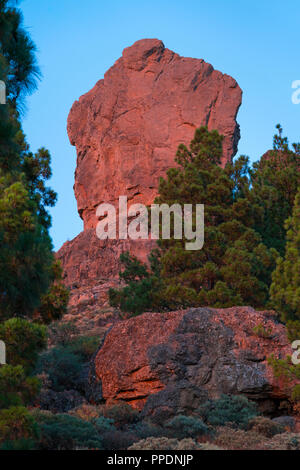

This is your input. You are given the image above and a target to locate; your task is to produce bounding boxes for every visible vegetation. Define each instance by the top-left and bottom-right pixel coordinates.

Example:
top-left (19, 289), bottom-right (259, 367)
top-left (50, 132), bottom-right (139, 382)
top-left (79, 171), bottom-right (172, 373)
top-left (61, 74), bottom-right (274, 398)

top-left (128, 437), bottom-right (206, 450)
top-left (0, 0), bottom-right (68, 448)
top-left (268, 354), bottom-right (300, 402)
top-left (250, 125), bottom-right (300, 256)
top-left (252, 322), bottom-right (273, 339)
top-left (35, 412), bottom-right (103, 450)
top-left (197, 394), bottom-right (258, 429)
top-left (110, 125), bottom-right (299, 314)
top-left (247, 416), bottom-right (284, 438)
top-left (270, 187), bottom-right (300, 336)
top-left (165, 415), bottom-right (210, 439)
top-left (0, 1), bottom-right (299, 452)
top-left (0, 406), bottom-right (39, 449)
top-left (0, 318), bottom-right (46, 373)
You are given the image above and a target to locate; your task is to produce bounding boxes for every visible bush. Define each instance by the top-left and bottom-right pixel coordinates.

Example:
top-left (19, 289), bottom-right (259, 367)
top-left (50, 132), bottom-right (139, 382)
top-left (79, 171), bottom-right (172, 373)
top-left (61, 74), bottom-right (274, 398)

top-left (130, 421), bottom-right (164, 439)
top-left (261, 432), bottom-right (300, 450)
top-left (67, 335), bottom-right (100, 361)
top-left (252, 323), bottom-right (273, 339)
top-left (0, 438), bottom-right (36, 450)
top-left (214, 426), bottom-right (266, 450)
top-left (103, 403), bottom-right (140, 428)
top-left (0, 406), bottom-right (38, 444)
top-left (38, 389), bottom-right (86, 414)
top-left (286, 320), bottom-right (300, 343)
top-left (0, 318), bottom-right (47, 373)
top-left (268, 354), bottom-right (300, 401)
top-left (69, 403), bottom-right (103, 421)
top-left (128, 437), bottom-right (203, 450)
top-left (101, 430), bottom-right (137, 450)
top-left (291, 384), bottom-right (300, 402)
top-left (35, 347), bottom-right (82, 392)
top-left (198, 394), bottom-right (258, 429)
top-left (48, 321), bottom-right (79, 346)
top-left (248, 416), bottom-right (284, 437)
top-left (165, 415), bottom-right (210, 439)
top-left (36, 413), bottom-right (103, 450)
top-left (0, 365), bottom-right (40, 409)
top-left (93, 416), bottom-right (116, 433)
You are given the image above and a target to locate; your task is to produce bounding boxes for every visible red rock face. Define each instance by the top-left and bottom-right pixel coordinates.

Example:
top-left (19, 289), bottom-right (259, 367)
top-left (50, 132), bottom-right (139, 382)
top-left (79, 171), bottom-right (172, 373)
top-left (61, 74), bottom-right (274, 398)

top-left (93, 307), bottom-right (292, 416)
top-left (67, 38), bottom-right (242, 229)
top-left (58, 39), bottom-right (242, 323)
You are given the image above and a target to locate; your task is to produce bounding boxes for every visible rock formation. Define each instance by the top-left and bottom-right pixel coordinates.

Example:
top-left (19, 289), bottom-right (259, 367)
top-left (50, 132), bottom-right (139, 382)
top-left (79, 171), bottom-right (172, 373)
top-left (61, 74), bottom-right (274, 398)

top-left (93, 307), bottom-right (292, 419)
top-left (67, 38), bottom-right (242, 230)
top-left (57, 39), bottom-right (242, 327)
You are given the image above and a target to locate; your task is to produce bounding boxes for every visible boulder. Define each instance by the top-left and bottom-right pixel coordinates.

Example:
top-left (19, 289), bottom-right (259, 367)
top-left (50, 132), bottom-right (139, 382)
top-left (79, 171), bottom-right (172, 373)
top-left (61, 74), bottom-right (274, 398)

top-left (93, 307), bottom-right (292, 420)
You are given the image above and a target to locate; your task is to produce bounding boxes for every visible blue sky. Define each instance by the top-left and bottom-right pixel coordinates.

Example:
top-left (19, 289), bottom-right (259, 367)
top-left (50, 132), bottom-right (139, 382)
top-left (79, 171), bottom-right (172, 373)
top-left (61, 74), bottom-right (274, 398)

top-left (20, 0), bottom-right (300, 250)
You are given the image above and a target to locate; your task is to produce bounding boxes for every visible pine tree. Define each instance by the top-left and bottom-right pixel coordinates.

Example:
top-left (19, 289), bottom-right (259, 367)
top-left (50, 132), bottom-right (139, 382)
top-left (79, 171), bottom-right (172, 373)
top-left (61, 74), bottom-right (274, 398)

top-left (155, 127), bottom-right (277, 309)
top-left (270, 188), bottom-right (300, 339)
top-left (0, 0), bottom-right (68, 320)
top-left (250, 125), bottom-right (300, 256)
top-left (110, 127), bottom-right (278, 314)
top-left (0, 1), bottom-right (69, 449)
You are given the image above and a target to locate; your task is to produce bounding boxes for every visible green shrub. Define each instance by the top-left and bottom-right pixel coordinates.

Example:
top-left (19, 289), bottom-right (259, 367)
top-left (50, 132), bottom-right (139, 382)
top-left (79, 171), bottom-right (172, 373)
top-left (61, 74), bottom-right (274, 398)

top-left (35, 347), bottom-right (82, 392)
top-left (252, 322), bottom-right (273, 339)
top-left (130, 421), bottom-right (164, 439)
top-left (286, 320), bottom-right (300, 343)
top-left (268, 354), bottom-right (300, 401)
top-left (0, 365), bottom-right (40, 409)
top-left (0, 406), bottom-right (39, 444)
top-left (36, 413), bottom-right (103, 450)
top-left (103, 403), bottom-right (140, 428)
top-left (101, 430), bottom-right (137, 450)
top-left (198, 394), bottom-right (258, 429)
top-left (0, 438), bottom-right (36, 450)
top-left (291, 384), bottom-right (300, 401)
top-left (67, 335), bottom-right (100, 361)
top-left (0, 318), bottom-right (47, 373)
top-left (165, 415), bottom-right (209, 439)
top-left (93, 416), bottom-right (116, 433)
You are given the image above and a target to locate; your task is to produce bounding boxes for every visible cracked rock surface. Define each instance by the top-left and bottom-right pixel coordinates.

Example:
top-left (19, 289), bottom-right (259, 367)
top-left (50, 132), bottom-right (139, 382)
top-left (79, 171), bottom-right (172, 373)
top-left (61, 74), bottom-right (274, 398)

top-left (93, 306), bottom-right (292, 418)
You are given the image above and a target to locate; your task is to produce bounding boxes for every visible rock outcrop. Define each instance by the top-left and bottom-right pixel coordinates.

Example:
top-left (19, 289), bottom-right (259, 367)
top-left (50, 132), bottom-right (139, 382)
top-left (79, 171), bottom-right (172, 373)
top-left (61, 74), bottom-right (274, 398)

top-left (68, 38), bottom-right (242, 230)
top-left (93, 307), bottom-right (292, 419)
top-left (57, 39), bottom-right (242, 326)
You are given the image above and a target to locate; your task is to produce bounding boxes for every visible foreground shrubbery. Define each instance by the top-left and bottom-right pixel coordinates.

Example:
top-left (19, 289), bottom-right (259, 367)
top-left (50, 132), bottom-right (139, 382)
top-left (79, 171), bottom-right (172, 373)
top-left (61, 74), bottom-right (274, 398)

top-left (165, 415), bottom-right (210, 439)
top-left (0, 406), bottom-right (39, 449)
top-left (0, 396), bottom-right (297, 450)
top-left (128, 437), bottom-right (213, 451)
top-left (35, 322), bottom-right (100, 398)
top-left (33, 411), bottom-right (103, 450)
top-left (197, 394), bottom-right (258, 429)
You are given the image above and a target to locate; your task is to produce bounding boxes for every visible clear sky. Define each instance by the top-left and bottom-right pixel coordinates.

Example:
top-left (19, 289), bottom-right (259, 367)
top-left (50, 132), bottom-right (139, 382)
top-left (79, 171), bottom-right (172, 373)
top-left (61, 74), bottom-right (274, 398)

top-left (20, 0), bottom-right (300, 251)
